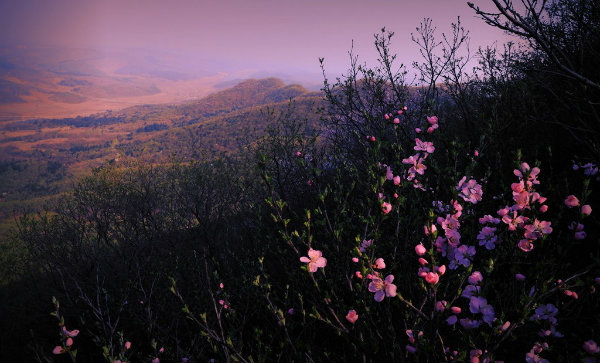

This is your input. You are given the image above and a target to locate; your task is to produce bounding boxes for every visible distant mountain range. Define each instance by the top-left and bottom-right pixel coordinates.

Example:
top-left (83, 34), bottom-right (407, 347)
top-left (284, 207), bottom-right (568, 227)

top-left (0, 76), bottom-right (322, 158)
top-left (0, 46), bottom-right (323, 121)
top-left (0, 77), bottom-right (324, 222)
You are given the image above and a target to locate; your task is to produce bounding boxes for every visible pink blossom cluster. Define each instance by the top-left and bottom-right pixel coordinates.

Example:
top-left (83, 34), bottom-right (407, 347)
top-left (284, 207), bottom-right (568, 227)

top-left (433, 201), bottom-right (477, 269)
top-left (414, 138), bottom-right (435, 154)
top-left (426, 115), bottom-right (439, 134)
top-left (525, 342), bottom-right (549, 363)
top-left (583, 340), bottom-right (599, 355)
top-left (414, 236), bottom-right (446, 285)
top-left (52, 326), bottom-right (80, 355)
top-left (456, 176), bottom-right (483, 204)
top-left (384, 107), bottom-right (407, 124)
top-left (399, 126), bottom-right (437, 188)
top-left (402, 153), bottom-right (428, 182)
top-left (564, 192), bottom-right (593, 239)
top-left (497, 163), bottom-right (552, 252)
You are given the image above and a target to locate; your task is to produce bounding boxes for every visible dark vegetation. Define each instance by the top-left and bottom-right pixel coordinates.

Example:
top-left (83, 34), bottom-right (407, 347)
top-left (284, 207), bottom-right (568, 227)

top-left (1, 0), bottom-right (599, 361)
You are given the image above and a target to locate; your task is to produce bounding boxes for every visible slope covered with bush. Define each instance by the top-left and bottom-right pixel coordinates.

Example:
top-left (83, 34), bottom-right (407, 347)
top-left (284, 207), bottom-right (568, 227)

top-left (3, 1), bottom-right (600, 362)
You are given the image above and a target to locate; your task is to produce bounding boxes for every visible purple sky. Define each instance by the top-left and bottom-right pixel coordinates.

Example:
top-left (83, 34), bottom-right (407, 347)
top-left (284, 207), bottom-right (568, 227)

top-left (1, 0), bottom-right (515, 81)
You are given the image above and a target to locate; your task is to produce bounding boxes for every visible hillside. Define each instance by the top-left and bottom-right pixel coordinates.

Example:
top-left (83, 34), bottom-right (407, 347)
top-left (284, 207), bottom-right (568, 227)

top-left (0, 78), bottom-right (323, 223)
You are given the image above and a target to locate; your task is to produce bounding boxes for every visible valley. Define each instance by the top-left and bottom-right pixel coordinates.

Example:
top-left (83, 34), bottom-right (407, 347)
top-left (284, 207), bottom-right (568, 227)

top-left (0, 77), bottom-right (324, 229)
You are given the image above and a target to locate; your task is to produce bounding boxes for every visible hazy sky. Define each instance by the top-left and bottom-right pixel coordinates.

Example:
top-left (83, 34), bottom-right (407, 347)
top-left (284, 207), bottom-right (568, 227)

top-left (0, 0), bottom-right (515, 78)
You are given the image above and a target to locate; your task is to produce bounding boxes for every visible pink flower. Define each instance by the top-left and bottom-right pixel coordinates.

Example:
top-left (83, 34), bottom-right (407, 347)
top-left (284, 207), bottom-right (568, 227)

top-left (539, 205), bottom-right (548, 213)
top-left (503, 211), bottom-right (526, 231)
top-left (370, 136), bottom-right (376, 142)
top-left (66, 338), bottom-right (73, 347)
top-left (564, 290), bottom-right (578, 299)
top-left (435, 265), bottom-right (446, 275)
top-left (300, 248), bottom-right (327, 272)
top-left (125, 341), bottom-right (132, 350)
top-left (346, 309), bottom-right (358, 324)
top-left (583, 340), bottom-right (600, 354)
top-left (457, 177), bottom-right (483, 204)
top-left (152, 358), bottom-right (160, 363)
top-left (418, 257), bottom-right (428, 266)
top-left (382, 202), bottom-right (392, 214)
top-left (159, 347), bottom-right (164, 353)
top-left (425, 272), bottom-right (439, 284)
top-left (393, 117), bottom-right (400, 124)
top-left (474, 150), bottom-right (479, 157)
top-left (296, 151), bottom-right (301, 157)
top-left (436, 300), bottom-right (447, 312)
top-left (470, 349), bottom-right (483, 363)
top-left (565, 195), bottom-right (580, 207)
top-left (414, 138), bottom-right (435, 153)
top-left (219, 283), bottom-right (224, 289)
top-left (393, 175), bottom-right (401, 185)
top-left (415, 128), bottom-right (421, 133)
top-left (523, 219), bottom-right (552, 240)
top-left (518, 239), bottom-right (534, 252)
top-left (355, 271), bottom-right (363, 279)
top-left (368, 274), bottom-right (397, 302)
top-left (374, 258), bottom-right (386, 269)
top-left (468, 271), bottom-right (483, 285)
top-left (52, 346), bottom-right (65, 354)
top-left (351, 257), bottom-right (359, 263)
top-left (427, 115), bottom-right (438, 124)
top-left (384, 114), bottom-right (390, 120)
top-left (450, 306), bottom-right (462, 314)
top-left (515, 273), bottom-right (526, 281)
top-left (415, 244), bottom-right (426, 256)
top-left (62, 327), bottom-right (80, 337)
top-left (497, 206), bottom-right (510, 217)
top-left (582, 204), bottom-right (592, 215)
top-left (501, 321), bottom-right (511, 331)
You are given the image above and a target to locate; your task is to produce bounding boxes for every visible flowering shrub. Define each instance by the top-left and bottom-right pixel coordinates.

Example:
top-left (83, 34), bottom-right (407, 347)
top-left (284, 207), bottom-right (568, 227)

top-left (10, 24), bottom-right (599, 362)
top-left (259, 108), bottom-right (600, 362)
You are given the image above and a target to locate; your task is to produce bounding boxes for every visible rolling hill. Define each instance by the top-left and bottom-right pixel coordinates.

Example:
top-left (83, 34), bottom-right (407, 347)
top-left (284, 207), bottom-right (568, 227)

top-left (0, 77), bottom-right (325, 223)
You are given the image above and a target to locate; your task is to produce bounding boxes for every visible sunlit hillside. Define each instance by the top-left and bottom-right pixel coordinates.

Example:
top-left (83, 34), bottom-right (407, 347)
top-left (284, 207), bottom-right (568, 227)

top-left (0, 78), bottom-right (323, 222)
